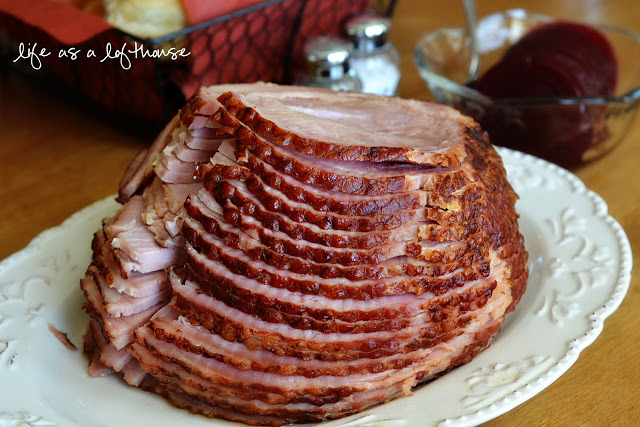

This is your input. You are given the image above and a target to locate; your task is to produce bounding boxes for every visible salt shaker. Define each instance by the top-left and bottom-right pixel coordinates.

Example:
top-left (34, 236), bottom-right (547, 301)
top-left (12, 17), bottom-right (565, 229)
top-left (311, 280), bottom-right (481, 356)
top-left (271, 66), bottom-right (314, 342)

top-left (346, 15), bottom-right (400, 96)
top-left (296, 36), bottom-right (362, 92)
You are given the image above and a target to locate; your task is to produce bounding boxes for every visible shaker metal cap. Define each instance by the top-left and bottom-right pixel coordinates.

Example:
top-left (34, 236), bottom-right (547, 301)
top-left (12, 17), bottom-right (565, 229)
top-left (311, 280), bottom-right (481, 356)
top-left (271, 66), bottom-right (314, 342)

top-left (346, 15), bottom-right (391, 50)
top-left (305, 36), bottom-right (353, 66)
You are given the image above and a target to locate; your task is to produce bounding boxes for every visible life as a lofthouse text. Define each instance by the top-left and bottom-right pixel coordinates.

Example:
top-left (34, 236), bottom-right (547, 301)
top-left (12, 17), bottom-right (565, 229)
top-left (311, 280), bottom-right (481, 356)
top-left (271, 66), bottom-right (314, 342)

top-left (13, 41), bottom-right (190, 70)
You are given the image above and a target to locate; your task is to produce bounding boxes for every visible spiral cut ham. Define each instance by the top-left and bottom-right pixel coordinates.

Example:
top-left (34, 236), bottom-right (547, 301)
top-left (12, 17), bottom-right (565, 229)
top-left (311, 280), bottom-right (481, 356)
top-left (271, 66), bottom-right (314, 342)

top-left (79, 83), bottom-right (528, 426)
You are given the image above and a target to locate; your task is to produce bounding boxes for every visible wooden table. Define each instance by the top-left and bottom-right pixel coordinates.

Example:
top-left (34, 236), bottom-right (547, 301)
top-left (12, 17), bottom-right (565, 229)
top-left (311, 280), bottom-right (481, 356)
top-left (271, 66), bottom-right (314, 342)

top-left (0, 0), bottom-right (637, 425)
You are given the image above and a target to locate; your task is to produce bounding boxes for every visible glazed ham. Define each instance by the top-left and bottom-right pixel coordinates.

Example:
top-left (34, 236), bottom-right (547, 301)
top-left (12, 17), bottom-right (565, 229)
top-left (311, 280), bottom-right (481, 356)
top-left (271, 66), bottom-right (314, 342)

top-left (80, 83), bottom-right (528, 426)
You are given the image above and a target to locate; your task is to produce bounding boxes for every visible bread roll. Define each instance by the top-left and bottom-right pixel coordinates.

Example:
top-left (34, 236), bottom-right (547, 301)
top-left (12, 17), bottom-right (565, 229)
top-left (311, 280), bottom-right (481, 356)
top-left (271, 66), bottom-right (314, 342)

top-left (104, 0), bottom-right (186, 38)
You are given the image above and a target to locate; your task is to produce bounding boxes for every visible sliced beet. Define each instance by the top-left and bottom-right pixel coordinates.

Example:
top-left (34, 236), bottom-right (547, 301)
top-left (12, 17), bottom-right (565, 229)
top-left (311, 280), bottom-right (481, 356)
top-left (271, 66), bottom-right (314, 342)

top-left (475, 51), bottom-right (589, 98)
top-left (476, 21), bottom-right (618, 99)
top-left (503, 21), bottom-right (617, 95)
top-left (472, 21), bottom-right (618, 167)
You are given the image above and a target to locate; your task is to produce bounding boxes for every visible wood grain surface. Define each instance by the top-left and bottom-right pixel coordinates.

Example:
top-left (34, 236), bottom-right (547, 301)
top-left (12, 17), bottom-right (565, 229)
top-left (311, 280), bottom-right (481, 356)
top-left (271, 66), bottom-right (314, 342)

top-left (0, 0), bottom-right (637, 425)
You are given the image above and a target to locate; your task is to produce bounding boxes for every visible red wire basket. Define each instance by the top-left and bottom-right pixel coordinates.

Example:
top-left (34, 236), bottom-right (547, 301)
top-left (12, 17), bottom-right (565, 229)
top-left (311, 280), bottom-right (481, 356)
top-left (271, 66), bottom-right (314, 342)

top-left (0, 0), bottom-right (396, 130)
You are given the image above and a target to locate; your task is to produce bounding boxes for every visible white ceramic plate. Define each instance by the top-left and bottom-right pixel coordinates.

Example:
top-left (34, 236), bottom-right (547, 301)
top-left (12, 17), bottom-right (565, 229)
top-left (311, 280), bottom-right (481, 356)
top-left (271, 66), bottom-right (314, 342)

top-left (0, 148), bottom-right (632, 427)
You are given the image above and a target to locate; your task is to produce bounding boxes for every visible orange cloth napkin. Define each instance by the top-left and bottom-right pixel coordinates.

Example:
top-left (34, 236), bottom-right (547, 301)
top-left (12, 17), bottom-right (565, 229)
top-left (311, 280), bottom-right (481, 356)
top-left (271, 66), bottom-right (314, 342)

top-left (0, 0), bottom-right (112, 45)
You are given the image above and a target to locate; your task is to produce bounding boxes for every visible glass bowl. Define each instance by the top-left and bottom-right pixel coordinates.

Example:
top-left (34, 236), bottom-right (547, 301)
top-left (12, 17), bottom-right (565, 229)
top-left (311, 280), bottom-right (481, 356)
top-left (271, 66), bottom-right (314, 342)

top-left (414, 9), bottom-right (640, 168)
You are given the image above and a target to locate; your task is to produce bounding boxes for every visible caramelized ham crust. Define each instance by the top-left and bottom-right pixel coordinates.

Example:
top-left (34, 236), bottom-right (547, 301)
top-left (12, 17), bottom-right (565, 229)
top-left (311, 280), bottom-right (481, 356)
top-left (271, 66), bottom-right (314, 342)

top-left (80, 83), bottom-right (528, 426)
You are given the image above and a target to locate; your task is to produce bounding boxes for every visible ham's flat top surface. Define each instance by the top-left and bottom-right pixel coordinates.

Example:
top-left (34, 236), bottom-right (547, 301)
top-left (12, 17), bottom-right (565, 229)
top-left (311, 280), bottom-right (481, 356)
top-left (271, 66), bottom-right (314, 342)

top-left (197, 84), bottom-right (473, 165)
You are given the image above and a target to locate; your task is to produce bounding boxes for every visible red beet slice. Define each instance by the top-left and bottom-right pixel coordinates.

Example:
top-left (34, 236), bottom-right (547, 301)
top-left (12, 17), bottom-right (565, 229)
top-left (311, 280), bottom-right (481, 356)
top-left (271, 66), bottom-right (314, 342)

top-left (476, 50), bottom-right (589, 98)
top-left (504, 21), bottom-right (617, 95)
top-left (476, 21), bottom-right (618, 99)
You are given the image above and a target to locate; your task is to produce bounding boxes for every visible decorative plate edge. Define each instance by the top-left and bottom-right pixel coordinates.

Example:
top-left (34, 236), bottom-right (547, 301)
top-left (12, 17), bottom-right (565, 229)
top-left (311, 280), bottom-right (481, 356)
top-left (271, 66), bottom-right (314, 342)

top-left (440, 148), bottom-right (634, 426)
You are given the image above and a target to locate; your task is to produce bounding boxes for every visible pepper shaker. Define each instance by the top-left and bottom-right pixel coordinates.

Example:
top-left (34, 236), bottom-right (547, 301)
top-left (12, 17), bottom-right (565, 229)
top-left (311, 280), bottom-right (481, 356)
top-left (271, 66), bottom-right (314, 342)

top-left (296, 36), bottom-right (362, 92)
top-left (346, 15), bottom-right (400, 96)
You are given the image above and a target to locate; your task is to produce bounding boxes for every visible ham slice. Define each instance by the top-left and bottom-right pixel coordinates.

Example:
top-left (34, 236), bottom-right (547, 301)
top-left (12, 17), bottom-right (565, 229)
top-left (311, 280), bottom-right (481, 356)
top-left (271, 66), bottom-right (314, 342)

top-left (121, 359), bottom-right (147, 387)
top-left (109, 196), bottom-right (182, 275)
top-left (143, 308), bottom-right (455, 376)
top-left (204, 174), bottom-right (429, 249)
top-left (89, 318), bottom-right (132, 372)
top-left (81, 274), bottom-right (166, 350)
top-left (204, 152), bottom-right (430, 217)
top-left (83, 326), bottom-right (114, 378)
top-left (91, 229), bottom-right (169, 297)
top-left (87, 265), bottom-right (170, 317)
top-left (183, 195), bottom-right (483, 274)
top-left (141, 177), bottom-right (200, 248)
top-left (170, 270), bottom-right (498, 361)
top-left (182, 224), bottom-right (485, 299)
